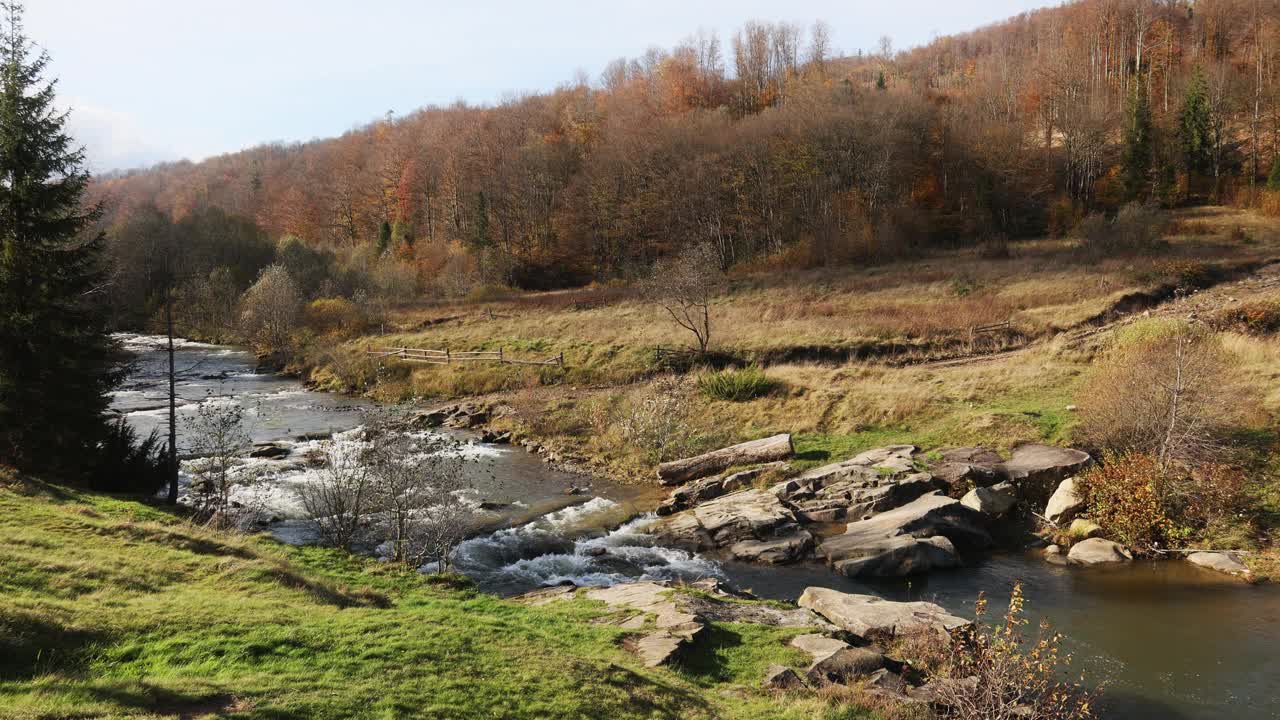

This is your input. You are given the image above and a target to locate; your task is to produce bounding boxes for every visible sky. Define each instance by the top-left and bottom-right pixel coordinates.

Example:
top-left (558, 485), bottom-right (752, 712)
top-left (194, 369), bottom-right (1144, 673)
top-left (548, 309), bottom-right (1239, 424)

top-left (26, 0), bottom-right (1063, 172)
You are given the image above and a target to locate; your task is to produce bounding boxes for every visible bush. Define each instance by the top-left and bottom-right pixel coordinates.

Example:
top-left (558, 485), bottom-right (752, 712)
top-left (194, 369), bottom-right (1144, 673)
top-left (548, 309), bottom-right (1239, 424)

top-left (894, 583), bottom-right (1094, 720)
top-left (303, 298), bottom-right (368, 337)
top-left (88, 419), bottom-right (170, 495)
top-left (696, 366), bottom-right (776, 402)
top-left (1076, 320), bottom-right (1238, 468)
top-left (465, 284), bottom-right (516, 303)
top-left (1074, 202), bottom-right (1169, 253)
top-left (1077, 451), bottom-right (1173, 553)
top-left (1208, 300), bottom-right (1280, 335)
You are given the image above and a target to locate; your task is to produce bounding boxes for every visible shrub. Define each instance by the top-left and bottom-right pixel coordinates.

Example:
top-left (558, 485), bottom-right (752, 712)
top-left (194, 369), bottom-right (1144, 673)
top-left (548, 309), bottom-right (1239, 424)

top-left (88, 419), bottom-right (171, 495)
top-left (239, 264), bottom-right (302, 351)
top-left (303, 298), bottom-right (368, 336)
top-left (1208, 300), bottom-right (1280, 335)
top-left (696, 366), bottom-right (776, 402)
top-left (895, 583), bottom-right (1095, 720)
top-left (1076, 320), bottom-right (1238, 469)
top-left (1077, 451), bottom-right (1173, 553)
top-left (465, 284), bottom-right (516, 303)
top-left (1074, 202), bottom-right (1169, 253)
top-left (616, 375), bottom-right (713, 462)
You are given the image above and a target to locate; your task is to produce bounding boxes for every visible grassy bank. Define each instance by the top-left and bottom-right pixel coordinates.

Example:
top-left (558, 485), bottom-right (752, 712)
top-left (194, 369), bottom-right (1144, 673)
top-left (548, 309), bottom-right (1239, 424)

top-left (0, 480), bottom-right (879, 720)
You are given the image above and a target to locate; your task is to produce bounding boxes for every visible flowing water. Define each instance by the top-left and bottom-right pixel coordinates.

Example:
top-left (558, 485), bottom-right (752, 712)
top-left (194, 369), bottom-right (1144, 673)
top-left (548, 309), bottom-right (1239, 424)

top-left (114, 334), bottom-right (1280, 720)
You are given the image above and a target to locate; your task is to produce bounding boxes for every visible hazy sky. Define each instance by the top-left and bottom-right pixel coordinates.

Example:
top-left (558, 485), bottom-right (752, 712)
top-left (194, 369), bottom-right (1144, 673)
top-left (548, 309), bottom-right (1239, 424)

top-left (26, 0), bottom-right (1062, 172)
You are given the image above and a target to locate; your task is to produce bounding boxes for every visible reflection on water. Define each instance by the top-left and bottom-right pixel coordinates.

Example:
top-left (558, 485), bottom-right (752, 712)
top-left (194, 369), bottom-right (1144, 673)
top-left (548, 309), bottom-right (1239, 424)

top-left (114, 333), bottom-right (1280, 720)
top-left (719, 554), bottom-right (1280, 720)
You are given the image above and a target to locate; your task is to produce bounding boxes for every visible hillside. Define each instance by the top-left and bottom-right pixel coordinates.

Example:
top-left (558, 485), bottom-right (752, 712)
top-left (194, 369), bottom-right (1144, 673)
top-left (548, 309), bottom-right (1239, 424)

top-left (0, 480), bottom-right (877, 720)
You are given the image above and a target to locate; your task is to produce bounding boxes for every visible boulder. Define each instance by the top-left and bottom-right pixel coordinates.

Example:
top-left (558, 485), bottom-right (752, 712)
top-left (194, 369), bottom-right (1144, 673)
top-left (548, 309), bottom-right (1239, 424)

top-left (790, 471), bottom-right (941, 525)
top-left (1067, 538), bottom-right (1132, 565)
top-left (863, 668), bottom-right (910, 698)
top-left (730, 527), bottom-right (814, 564)
top-left (908, 676), bottom-right (980, 705)
top-left (797, 587), bottom-right (969, 642)
top-left (805, 646), bottom-right (886, 686)
top-left (999, 444), bottom-right (1091, 502)
top-left (763, 664), bottom-right (807, 691)
top-left (960, 482), bottom-right (1017, 516)
top-left (721, 462), bottom-right (789, 492)
top-left (1044, 478), bottom-right (1085, 526)
top-left (410, 409), bottom-right (450, 428)
top-left (656, 476), bottom-right (727, 516)
top-left (654, 488), bottom-right (797, 550)
top-left (1186, 551), bottom-right (1250, 578)
top-left (249, 443), bottom-right (290, 459)
top-left (789, 634), bottom-right (851, 659)
top-left (828, 535), bottom-right (961, 578)
top-left (630, 632), bottom-right (685, 667)
top-left (930, 447), bottom-right (1004, 492)
top-left (1067, 518), bottom-right (1104, 540)
top-left (817, 492), bottom-right (990, 576)
top-left (851, 445), bottom-right (919, 473)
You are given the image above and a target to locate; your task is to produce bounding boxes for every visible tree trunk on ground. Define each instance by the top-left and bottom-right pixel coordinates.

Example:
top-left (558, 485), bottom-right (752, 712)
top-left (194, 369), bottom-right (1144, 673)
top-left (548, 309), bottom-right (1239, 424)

top-left (657, 433), bottom-right (794, 485)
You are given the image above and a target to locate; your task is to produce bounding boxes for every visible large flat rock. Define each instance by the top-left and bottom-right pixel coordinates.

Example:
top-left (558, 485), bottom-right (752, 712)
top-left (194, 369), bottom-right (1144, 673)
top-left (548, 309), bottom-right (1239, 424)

top-left (999, 444), bottom-right (1091, 501)
top-left (798, 587), bottom-right (969, 642)
top-left (653, 488), bottom-right (798, 551)
top-left (828, 535), bottom-right (961, 578)
top-left (817, 492), bottom-right (990, 576)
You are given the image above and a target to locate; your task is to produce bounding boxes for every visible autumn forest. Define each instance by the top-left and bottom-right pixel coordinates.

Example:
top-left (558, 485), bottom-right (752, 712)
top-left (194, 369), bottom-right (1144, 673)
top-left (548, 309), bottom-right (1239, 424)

top-left (86, 0), bottom-right (1280, 334)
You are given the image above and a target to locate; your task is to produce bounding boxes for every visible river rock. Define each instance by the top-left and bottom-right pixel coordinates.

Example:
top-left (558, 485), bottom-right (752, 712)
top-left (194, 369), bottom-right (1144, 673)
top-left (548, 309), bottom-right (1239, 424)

top-left (797, 587), bottom-right (970, 642)
top-left (929, 447), bottom-right (1004, 492)
top-left (654, 488), bottom-right (797, 550)
top-left (249, 443), bottom-right (290, 459)
top-left (763, 664), bottom-right (807, 691)
top-left (1044, 477), bottom-right (1084, 525)
top-left (817, 492), bottom-right (990, 577)
top-left (1067, 538), bottom-right (1132, 565)
top-left (790, 469), bottom-right (941, 525)
top-left (999, 444), bottom-right (1091, 501)
top-left (656, 476), bottom-right (728, 516)
top-left (1068, 518), bottom-right (1104, 539)
top-left (789, 634), bottom-right (850, 659)
top-left (960, 482), bottom-right (1016, 516)
top-left (410, 409), bottom-right (450, 428)
top-left (730, 527), bottom-right (814, 564)
top-left (826, 535), bottom-right (961, 578)
top-left (805, 646), bottom-right (886, 686)
top-left (1186, 551), bottom-right (1250, 577)
top-left (721, 462), bottom-right (789, 492)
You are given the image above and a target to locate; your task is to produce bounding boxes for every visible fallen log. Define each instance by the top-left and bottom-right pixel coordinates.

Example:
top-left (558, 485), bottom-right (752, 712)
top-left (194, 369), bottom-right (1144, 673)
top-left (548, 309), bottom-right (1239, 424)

top-left (657, 433), bottom-right (794, 485)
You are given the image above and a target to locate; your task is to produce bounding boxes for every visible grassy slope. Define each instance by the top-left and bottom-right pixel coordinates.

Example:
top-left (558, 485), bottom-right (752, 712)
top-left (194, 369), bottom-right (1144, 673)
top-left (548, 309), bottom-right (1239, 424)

top-left (0, 482), bottom-right (874, 720)
top-left (295, 207), bottom-right (1280, 482)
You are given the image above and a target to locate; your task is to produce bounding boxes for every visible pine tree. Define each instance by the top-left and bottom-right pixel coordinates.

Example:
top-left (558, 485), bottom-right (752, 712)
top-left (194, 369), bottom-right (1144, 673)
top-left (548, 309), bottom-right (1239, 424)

top-left (0, 2), bottom-right (120, 475)
top-left (377, 220), bottom-right (392, 254)
top-left (1122, 78), bottom-right (1153, 201)
top-left (1268, 155), bottom-right (1280, 192)
top-left (875, 71), bottom-right (887, 90)
top-left (1178, 66), bottom-right (1213, 176)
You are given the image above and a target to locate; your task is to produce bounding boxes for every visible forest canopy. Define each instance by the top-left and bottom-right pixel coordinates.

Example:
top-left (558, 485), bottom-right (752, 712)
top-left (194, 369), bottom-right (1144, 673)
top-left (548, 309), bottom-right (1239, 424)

top-left (90, 0), bottom-right (1280, 327)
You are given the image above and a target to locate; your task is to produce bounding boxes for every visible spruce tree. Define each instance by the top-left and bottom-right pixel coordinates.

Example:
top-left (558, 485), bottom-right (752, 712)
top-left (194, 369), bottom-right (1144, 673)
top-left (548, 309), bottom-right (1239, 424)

top-left (0, 2), bottom-right (119, 475)
top-left (1122, 78), bottom-right (1153, 201)
top-left (1268, 155), bottom-right (1280, 192)
top-left (1178, 66), bottom-right (1212, 176)
top-left (377, 220), bottom-right (392, 254)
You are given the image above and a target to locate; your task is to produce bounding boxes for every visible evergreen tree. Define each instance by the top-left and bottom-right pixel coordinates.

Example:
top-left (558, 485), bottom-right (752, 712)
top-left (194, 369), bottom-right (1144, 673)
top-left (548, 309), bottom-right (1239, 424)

top-left (1268, 155), bottom-right (1280, 192)
top-left (875, 71), bottom-right (887, 90)
top-left (1178, 66), bottom-right (1213, 176)
top-left (0, 2), bottom-right (120, 475)
top-left (1121, 78), bottom-right (1153, 201)
top-left (377, 220), bottom-right (392, 254)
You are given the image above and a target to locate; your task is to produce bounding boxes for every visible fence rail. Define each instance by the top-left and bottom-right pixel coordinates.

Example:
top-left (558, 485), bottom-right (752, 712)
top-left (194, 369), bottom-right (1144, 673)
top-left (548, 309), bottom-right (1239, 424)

top-left (369, 346), bottom-right (564, 367)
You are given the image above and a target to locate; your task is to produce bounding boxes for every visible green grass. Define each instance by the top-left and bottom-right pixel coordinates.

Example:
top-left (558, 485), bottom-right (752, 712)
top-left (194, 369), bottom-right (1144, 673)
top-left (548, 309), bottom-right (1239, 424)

top-left (697, 367), bottom-right (778, 403)
top-left (0, 481), bottom-right (880, 720)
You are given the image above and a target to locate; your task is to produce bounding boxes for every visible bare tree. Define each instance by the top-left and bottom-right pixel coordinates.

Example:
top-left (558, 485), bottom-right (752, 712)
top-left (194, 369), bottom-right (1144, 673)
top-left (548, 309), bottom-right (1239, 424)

top-left (186, 398), bottom-right (252, 527)
top-left (238, 264), bottom-right (302, 351)
top-left (1078, 322), bottom-right (1241, 471)
top-left (296, 438), bottom-right (373, 551)
top-left (643, 242), bottom-right (723, 353)
top-left (365, 421), bottom-right (476, 572)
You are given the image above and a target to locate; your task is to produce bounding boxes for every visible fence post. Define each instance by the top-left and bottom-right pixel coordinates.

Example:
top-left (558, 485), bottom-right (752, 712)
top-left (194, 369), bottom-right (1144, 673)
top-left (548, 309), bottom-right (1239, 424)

top-left (499, 347), bottom-right (504, 363)
top-left (446, 348), bottom-right (451, 365)
top-left (558, 351), bottom-right (564, 367)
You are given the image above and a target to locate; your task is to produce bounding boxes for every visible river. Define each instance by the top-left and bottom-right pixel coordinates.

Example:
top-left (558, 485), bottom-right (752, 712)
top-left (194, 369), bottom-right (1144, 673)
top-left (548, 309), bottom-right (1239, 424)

top-left (112, 334), bottom-right (1280, 720)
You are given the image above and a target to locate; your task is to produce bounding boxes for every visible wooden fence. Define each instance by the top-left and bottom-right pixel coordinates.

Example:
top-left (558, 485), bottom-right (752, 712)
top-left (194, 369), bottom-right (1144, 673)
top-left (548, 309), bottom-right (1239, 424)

top-left (369, 346), bottom-right (564, 367)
